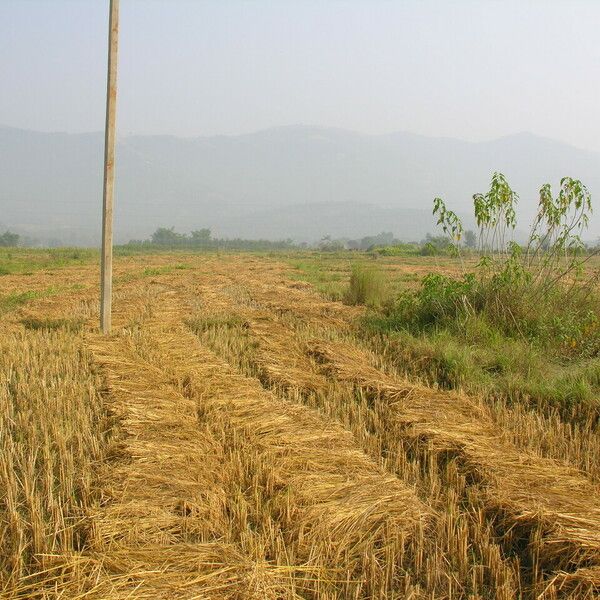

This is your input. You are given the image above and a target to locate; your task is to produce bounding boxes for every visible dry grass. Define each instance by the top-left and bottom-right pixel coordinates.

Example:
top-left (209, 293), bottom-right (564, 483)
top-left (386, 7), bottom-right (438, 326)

top-left (81, 332), bottom-right (296, 598)
top-left (184, 260), bottom-right (600, 597)
top-left (135, 299), bottom-right (426, 597)
top-left (2, 253), bottom-right (600, 598)
top-left (307, 341), bottom-right (600, 565)
top-left (0, 326), bottom-right (108, 597)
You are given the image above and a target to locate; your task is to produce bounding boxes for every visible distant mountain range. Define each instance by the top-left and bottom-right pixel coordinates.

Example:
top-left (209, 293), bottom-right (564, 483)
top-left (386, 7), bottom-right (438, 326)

top-left (2, 124), bottom-right (600, 245)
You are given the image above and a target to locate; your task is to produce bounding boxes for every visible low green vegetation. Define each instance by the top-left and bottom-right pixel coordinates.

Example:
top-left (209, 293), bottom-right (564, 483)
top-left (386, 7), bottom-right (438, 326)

top-left (127, 227), bottom-right (297, 251)
top-left (0, 247), bottom-right (96, 275)
top-left (344, 174), bottom-right (600, 423)
top-left (288, 251), bottom-right (461, 301)
top-left (288, 255), bottom-right (348, 300)
top-left (0, 287), bottom-right (60, 314)
top-left (20, 316), bottom-right (86, 332)
top-left (368, 326), bottom-right (600, 422)
top-left (344, 264), bottom-right (389, 307)
top-left (372, 243), bottom-right (421, 257)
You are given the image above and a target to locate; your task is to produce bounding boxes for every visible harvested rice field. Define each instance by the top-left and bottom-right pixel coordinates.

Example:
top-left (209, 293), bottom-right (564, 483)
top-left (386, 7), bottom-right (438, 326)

top-left (2, 252), bottom-right (600, 599)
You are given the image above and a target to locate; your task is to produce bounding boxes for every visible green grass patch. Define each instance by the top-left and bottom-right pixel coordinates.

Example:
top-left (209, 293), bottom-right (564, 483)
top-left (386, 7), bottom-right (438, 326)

top-left (142, 266), bottom-right (171, 276)
top-left (362, 267), bottom-right (600, 424)
top-left (289, 258), bottom-right (348, 301)
top-left (0, 248), bottom-right (97, 275)
top-left (0, 287), bottom-right (59, 314)
top-left (20, 317), bottom-right (86, 332)
top-left (140, 264), bottom-right (191, 277)
top-left (343, 264), bottom-right (389, 307)
top-left (365, 325), bottom-right (600, 422)
top-left (373, 243), bottom-right (421, 257)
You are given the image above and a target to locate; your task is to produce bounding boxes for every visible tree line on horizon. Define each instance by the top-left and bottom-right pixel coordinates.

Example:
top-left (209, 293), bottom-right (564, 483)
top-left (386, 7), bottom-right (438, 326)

top-left (129, 227), bottom-right (481, 255)
top-left (2, 223), bottom-right (599, 254)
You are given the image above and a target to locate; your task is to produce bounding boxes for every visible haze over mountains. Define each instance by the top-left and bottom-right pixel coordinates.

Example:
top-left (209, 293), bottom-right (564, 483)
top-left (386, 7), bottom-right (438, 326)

top-left (2, 124), bottom-right (600, 246)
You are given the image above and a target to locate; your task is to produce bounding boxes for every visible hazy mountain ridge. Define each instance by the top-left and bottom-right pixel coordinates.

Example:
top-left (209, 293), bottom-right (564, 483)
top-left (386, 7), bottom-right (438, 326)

top-left (2, 125), bottom-right (599, 245)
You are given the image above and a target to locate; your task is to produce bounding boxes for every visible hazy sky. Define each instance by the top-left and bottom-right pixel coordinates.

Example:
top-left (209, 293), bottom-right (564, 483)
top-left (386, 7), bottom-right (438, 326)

top-left (2, 0), bottom-right (599, 151)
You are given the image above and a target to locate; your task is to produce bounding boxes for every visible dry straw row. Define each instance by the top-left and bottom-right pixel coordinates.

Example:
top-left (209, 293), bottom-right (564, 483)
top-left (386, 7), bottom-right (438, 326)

top-left (50, 283), bottom-right (428, 598)
top-left (184, 271), bottom-right (600, 597)
top-left (306, 339), bottom-right (600, 592)
top-left (186, 277), bottom-right (526, 596)
top-left (137, 299), bottom-right (429, 597)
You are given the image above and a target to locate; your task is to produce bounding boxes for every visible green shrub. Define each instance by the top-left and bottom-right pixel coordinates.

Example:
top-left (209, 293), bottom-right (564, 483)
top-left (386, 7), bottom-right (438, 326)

top-left (419, 242), bottom-right (438, 256)
top-left (344, 265), bottom-right (388, 307)
top-left (375, 244), bottom-right (420, 257)
top-left (398, 173), bottom-right (600, 357)
top-left (377, 267), bottom-right (600, 358)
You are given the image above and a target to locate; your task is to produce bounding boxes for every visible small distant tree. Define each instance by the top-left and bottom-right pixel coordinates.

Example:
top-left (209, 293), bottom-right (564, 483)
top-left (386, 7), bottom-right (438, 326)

top-left (359, 232), bottom-right (396, 250)
top-left (191, 228), bottom-right (211, 245)
top-left (432, 197), bottom-right (464, 254)
top-left (318, 235), bottom-right (344, 252)
top-left (418, 234), bottom-right (453, 256)
top-left (464, 230), bottom-right (477, 248)
top-left (0, 230), bottom-right (19, 247)
top-left (151, 227), bottom-right (185, 246)
top-left (423, 233), bottom-right (452, 249)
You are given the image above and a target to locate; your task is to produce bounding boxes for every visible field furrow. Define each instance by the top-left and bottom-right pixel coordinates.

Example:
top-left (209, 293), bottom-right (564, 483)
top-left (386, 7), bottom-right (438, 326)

top-left (186, 279), bottom-right (523, 597)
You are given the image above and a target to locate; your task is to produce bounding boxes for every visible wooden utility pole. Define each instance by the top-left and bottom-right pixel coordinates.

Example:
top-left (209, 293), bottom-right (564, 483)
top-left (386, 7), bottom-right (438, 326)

top-left (100, 0), bottom-right (120, 334)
